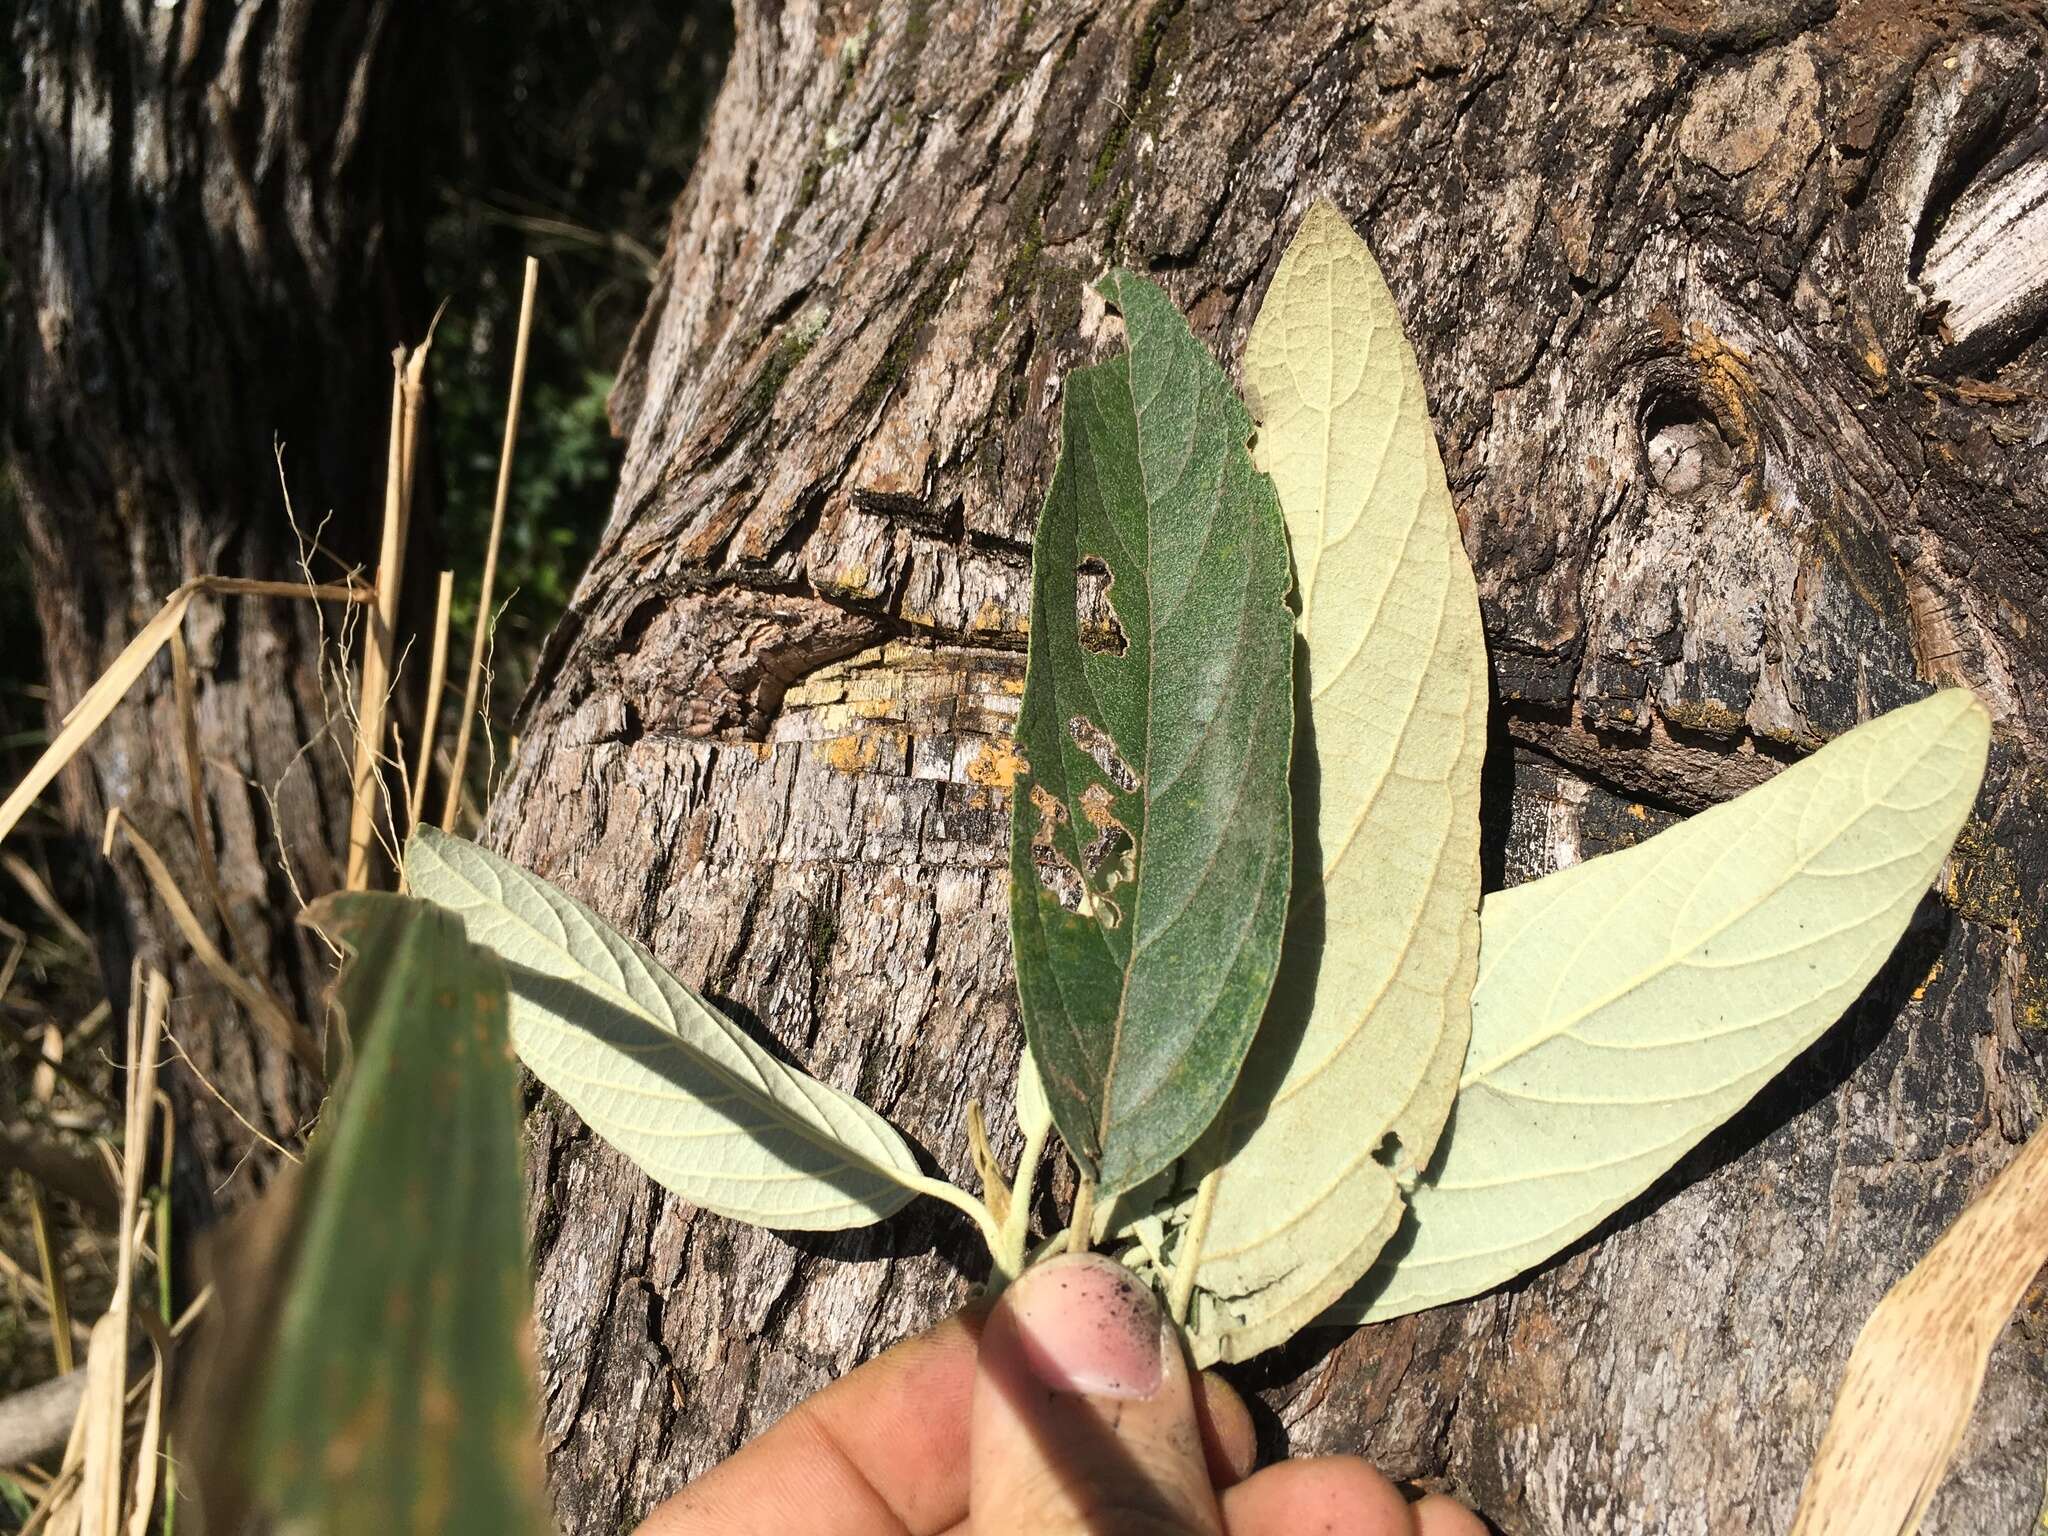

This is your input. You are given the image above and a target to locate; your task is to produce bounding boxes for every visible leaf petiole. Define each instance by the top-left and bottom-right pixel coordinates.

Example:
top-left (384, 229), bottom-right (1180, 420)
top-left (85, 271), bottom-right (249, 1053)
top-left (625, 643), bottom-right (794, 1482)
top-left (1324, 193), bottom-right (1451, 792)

top-left (1166, 1166), bottom-right (1221, 1326)
top-left (902, 1171), bottom-right (1006, 1260)
top-left (1068, 1177), bottom-right (1097, 1258)
top-left (991, 1108), bottom-right (1056, 1287)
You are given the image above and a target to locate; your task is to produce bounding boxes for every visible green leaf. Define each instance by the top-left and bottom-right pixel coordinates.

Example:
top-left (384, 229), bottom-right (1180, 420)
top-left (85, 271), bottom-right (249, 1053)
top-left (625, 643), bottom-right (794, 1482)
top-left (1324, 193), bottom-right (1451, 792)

top-left (1340, 688), bottom-right (1991, 1323)
top-left (1008, 270), bottom-right (1296, 1196)
top-left (1163, 198), bottom-right (1489, 1364)
top-left (0, 1472), bottom-right (33, 1522)
top-left (265, 892), bottom-right (547, 1536)
top-left (405, 826), bottom-right (927, 1230)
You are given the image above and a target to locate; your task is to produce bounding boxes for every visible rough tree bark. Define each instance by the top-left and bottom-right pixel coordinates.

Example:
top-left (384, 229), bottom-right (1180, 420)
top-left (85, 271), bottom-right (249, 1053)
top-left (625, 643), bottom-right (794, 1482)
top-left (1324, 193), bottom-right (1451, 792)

top-left (3, 0), bottom-right (431, 1196)
top-left (493, 3), bottom-right (2048, 1532)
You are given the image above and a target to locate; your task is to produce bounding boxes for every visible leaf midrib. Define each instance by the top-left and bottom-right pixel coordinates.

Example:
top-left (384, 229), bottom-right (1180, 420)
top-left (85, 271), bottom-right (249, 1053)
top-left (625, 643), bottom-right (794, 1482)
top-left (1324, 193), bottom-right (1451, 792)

top-left (1102, 320), bottom-right (1288, 1175)
top-left (1461, 724), bottom-right (1951, 1088)
top-left (1025, 372), bottom-right (1139, 1142)
top-left (1193, 232), bottom-right (1481, 1324)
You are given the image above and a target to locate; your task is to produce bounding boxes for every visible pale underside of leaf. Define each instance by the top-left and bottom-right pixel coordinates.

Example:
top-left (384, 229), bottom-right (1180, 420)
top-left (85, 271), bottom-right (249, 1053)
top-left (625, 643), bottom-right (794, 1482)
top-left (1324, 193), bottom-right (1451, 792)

top-left (1337, 688), bottom-right (1990, 1324)
top-left (405, 827), bottom-right (924, 1231)
top-left (1017, 1043), bottom-right (1054, 1141)
top-left (1107, 199), bottom-right (1488, 1365)
top-left (1008, 270), bottom-right (1296, 1198)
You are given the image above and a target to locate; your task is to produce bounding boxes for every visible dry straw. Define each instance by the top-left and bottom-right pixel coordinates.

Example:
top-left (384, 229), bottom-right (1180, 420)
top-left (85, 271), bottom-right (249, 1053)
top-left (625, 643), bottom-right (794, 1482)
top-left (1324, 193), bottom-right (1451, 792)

top-left (37, 967), bottom-right (166, 1536)
top-left (2, 855), bottom-right (92, 952)
top-left (345, 344), bottom-right (426, 890)
top-left (101, 810), bottom-right (321, 1080)
top-left (1791, 1124), bottom-right (2048, 1535)
top-left (406, 569), bottom-right (457, 837)
top-left (25, 1180), bottom-right (72, 1378)
top-left (0, 266), bottom-right (549, 1532)
top-left (442, 256), bottom-right (539, 830)
top-left (0, 577), bottom-right (370, 855)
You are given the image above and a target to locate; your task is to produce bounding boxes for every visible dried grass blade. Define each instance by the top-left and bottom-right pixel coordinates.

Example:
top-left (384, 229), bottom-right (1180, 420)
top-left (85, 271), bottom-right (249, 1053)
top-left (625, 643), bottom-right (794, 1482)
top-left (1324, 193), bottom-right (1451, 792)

top-left (121, 1372), bottom-right (163, 1536)
top-left (1791, 1124), bottom-right (2048, 1536)
top-left (121, 1312), bottom-right (171, 1536)
top-left (406, 569), bottom-right (455, 838)
top-left (33, 1022), bottom-right (58, 1104)
top-left (442, 256), bottom-right (539, 830)
top-left (71, 1001), bottom-right (111, 1043)
top-left (0, 578), bottom-right (369, 854)
top-left (74, 1315), bottom-right (124, 1536)
top-left (20, 1462), bottom-right (80, 1536)
top-left (189, 578), bottom-right (368, 603)
top-left (102, 813), bottom-right (320, 1080)
top-left (167, 629), bottom-right (257, 984)
top-left (345, 360), bottom-right (410, 891)
top-left (400, 309), bottom-right (441, 524)
top-left (0, 593), bottom-right (202, 855)
top-left (1, 856), bottom-right (91, 953)
top-left (114, 973), bottom-right (167, 1312)
top-left (25, 1181), bottom-right (74, 1376)
top-left (20, 988), bottom-right (80, 1384)
top-left (76, 971), bottom-right (165, 1536)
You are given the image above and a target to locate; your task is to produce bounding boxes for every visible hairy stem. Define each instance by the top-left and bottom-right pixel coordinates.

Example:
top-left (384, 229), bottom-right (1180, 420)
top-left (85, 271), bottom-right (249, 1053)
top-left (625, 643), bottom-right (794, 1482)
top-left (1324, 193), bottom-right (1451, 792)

top-left (1166, 1167), bottom-right (1221, 1325)
top-left (1068, 1176), bottom-right (1097, 1257)
top-left (992, 1111), bottom-right (1056, 1287)
top-left (906, 1173), bottom-right (1005, 1259)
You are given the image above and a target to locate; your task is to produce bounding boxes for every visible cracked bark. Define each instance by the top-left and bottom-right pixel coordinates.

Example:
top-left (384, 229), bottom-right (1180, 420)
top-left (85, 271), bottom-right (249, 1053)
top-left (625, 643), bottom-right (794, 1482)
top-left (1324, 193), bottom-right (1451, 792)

top-left (3, 0), bottom-right (433, 1200)
top-left (492, 3), bottom-right (2048, 1532)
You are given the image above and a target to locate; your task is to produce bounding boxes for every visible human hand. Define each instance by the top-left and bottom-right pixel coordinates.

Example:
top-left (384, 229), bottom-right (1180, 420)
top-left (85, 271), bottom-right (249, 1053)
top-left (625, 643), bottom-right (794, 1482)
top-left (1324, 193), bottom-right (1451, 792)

top-left (638, 1252), bottom-right (1486, 1535)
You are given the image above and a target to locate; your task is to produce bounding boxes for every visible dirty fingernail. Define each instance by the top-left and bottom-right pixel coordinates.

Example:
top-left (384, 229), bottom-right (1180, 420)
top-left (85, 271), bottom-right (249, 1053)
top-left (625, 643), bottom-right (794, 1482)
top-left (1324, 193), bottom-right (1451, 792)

top-left (1004, 1252), bottom-right (1165, 1400)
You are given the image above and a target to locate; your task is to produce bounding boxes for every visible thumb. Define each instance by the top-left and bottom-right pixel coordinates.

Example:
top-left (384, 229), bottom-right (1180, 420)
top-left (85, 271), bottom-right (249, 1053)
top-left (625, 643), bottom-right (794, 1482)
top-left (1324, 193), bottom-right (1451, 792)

top-left (971, 1252), bottom-right (1220, 1535)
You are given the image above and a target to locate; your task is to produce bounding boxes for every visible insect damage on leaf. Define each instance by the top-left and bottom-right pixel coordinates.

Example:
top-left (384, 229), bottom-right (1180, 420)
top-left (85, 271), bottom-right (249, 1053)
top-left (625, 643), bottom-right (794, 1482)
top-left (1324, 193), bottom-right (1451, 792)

top-left (1068, 715), bottom-right (1139, 791)
top-left (1075, 202), bottom-right (1989, 1373)
top-left (1007, 269), bottom-right (1296, 1199)
top-left (1025, 782), bottom-right (1093, 919)
top-left (1118, 198), bottom-right (1488, 1365)
top-left (1075, 556), bottom-right (1129, 656)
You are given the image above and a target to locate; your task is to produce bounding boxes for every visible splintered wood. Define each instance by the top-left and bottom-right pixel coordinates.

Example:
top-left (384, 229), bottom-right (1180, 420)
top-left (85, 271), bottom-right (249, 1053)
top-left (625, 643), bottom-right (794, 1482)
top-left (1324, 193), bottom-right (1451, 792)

top-left (1791, 1127), bottom-right (2048, 1536)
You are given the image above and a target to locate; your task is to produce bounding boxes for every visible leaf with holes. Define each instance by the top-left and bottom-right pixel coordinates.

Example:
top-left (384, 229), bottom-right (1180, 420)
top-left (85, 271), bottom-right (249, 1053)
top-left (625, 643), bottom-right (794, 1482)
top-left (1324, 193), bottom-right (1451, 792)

top-left (265, 892), bottom-right (548, 1536)
top-left (405, 826), bottom-right (931, 1231)
top-left (1008, 270), bottom-right (1296, 1197)
top-left (1336, 687), bottom-right (1989, 1323)
top-left (1140, 198), bottom-right (1489, 1364)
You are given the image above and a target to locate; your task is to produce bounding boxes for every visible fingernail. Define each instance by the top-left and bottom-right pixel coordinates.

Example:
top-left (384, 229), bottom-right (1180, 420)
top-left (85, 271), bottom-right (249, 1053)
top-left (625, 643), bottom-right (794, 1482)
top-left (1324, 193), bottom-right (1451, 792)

top-left (1005, 1253), bottom-right (1165, 1400)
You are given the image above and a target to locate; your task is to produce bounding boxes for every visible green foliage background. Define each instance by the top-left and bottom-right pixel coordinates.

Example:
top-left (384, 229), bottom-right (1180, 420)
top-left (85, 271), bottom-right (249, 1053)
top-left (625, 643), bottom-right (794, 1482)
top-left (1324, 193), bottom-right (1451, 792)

top-left (426, 0), bottom-right (733, 693)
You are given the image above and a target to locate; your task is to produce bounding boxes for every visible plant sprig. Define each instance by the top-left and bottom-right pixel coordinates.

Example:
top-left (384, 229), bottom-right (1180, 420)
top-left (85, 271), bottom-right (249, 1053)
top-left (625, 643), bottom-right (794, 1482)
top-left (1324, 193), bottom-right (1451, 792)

top-left (400, 201), bottom-right (1988, 1370)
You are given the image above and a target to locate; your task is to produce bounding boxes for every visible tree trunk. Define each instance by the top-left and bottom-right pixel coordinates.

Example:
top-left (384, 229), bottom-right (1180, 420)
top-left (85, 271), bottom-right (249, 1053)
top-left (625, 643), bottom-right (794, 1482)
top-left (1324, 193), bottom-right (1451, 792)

top-left (3, 0), bottom-right (431, 1197)
top-left (493, 3), bottom-right (2048, 1531)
